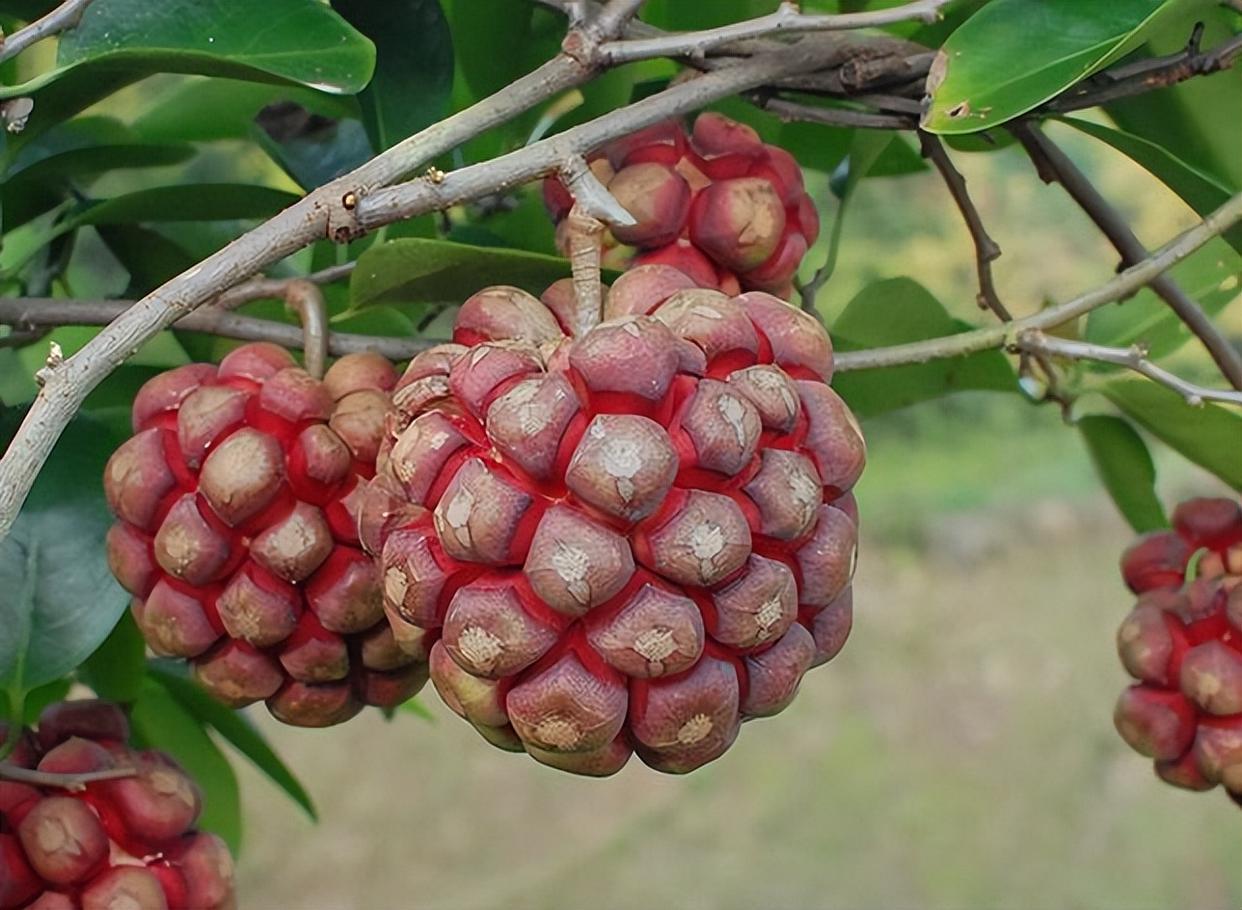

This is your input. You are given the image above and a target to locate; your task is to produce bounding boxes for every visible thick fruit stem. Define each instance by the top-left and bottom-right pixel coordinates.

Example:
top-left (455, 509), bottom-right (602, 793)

top-left (284, 280), bottom-right (329, 380)
top-left (565, 204), bottom-right (607, 336)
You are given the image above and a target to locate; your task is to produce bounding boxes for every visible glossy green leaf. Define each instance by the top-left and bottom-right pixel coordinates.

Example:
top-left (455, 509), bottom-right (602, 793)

top-left (351, 238), bottom-right (617, 309)
top-left (923, 0), bottom-right (1206, 134)
top-left (1084, 237), bottom-right (1241, 360)
top-left (1078, 415), bottom-right (1168, 532)
top-left (80, 614), bottom-right (147, 704)
top-left (0, 413), bottom-right (126, 702)
top-left (150, 666), bottom-right (316, 821)
top-left (254, 115), bottom-right (372, 191)
top-left (132, 679), bottom-right (242, 851)
top-left (448, 0), bottom-right (533, 100)
top-left (830, 277), bottom-right (1016, 417)
top-left (1, 0), bottom-right (374, 145)
top-left (334, 0), bottom-right (454, 152)
top-left (1061, 117), bottom-right (1242, 255)
top-left (1100, 378), bottom-right (1242, 492)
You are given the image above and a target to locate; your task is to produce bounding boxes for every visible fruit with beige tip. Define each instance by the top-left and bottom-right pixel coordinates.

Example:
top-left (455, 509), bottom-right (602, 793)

top-left (543, 113), bottom-right (820, 299)
top-left (103, 344), bottom-right (428, 727)
top-left (0, 700), bottom-right (235, 909)
top-left (1113, 497), bottom-right (1242, 805)
top-left (362, 277), bottom-right (864, 776)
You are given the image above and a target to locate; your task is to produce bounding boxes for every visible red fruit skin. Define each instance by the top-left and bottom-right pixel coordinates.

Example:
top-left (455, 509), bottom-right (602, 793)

top-left (0, 701), bottom-right (238, 909)
top-left (543, 113), bottom-right (819, 299)
top-left (366, 283), bottom-right (862, 776)
top-left (103, 344), bottom-right (425, 727)
top-left (1113, 496), bottom-right (1242, 808)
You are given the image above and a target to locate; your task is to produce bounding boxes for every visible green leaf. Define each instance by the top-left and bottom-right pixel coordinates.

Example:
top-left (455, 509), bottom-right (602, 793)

top-left (1060, 117), bottom-right (1242, 255)
top-left (1100, 378), bottom-right (1242, 492)
top-left (334, 0), bottom-right (454, 152)
top-left (253, 114), bottom-right (372, 191)
top-left (2, 0), bottom-right (375, 146)
top-left (448, 0), bottom-right (533, 101)
top-left (0, 413), bottom-right (127, 702)
top-left (96, 225), bottom-right (199, 296)
top-left (813, 131), bottom-right (897, 295)
top-left (131, 79), bottom-right (358, 144)
top-left (400, 697), bottom-right (436, 722)
top-left (1077, 415), bottom-right (1168, 532)
top-left (1084, 237), bottom-right (1241, 360)
top-left (923, 0), bottom-right (1207, 134)
top-left (351, 238), bottom-right (617, 309)
top-left (72, 184), bottom-right (300, 227)
top-left (80, 613), bottom-right (147, 704)
top-left (132, 679), bottom-right (242, 851)
top-left (830, 277), bottom-right (1016, 417)
top-left (150, 666), bottom-right (316, 821)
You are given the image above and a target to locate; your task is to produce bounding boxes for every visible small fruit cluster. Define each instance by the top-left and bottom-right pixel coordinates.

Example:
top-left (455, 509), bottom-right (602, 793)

top-left (1115, 497), bottom-right (1242, 806)
top-left (543, 113), bottom-right (819, 299)
top-left (0, 700), bottom-right (233, 910)
top-left (360, 269), bottom-right (863, 775)
top-left (103, 344), bottom-right (428, 728)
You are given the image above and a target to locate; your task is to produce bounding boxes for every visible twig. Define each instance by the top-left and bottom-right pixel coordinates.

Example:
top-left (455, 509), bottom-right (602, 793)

top-left (283, 280), bottom-right (328, 380)
top-left (752, 94), bottom-right (913, 130)
top-left (1046, 31), bottom-right (1242, 114)
top-left (1017, 332), bottom-right (1242, 408)
top-left (0, 763), bottom-right (136, 791)
top-left (917, 132), bottom-right (1008, 318)
top-left (558, 155), bottom-right (635, 226)
top-left (0, 0), bottom-right (93, 64)
top-left (0, 298), bottom-right (440, 361)
top-left (597, 0), bottom-right (949, 64)
top-left (1011, 121), bottom-right (1242, 392)
top-left (213, 262), bottom-right (355, 312)
top-left (832, 190), bottom-right (1242, 371)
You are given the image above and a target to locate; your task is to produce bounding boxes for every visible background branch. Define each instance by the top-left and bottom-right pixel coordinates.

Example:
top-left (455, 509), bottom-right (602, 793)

top-left (1011, 121), bottom-right (1242, 392)
top-left (1018, 331), bottom-right (1242, 408)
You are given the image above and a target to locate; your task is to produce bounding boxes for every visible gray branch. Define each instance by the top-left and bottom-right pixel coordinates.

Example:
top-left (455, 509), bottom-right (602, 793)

top-left (0, 0), bottom-right (93, 64)
top-left (1017, 332), bottom-right (1242, 408)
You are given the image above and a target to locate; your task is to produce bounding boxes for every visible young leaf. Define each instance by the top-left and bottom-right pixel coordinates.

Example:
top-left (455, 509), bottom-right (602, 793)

top-left (0, 413), bottom-right (127, 701)
top-left (1077, 415), bottom-right (1168, 533)
top-left (923, 0), bottom-right (1208, 134)
top-left (351, 238), bottom-right (618, 309)
top-left (132, 679), bottom-right (242, 851)
top-left (1060, 117), bottom-right (1242, 255)
top-left (333, 0), bottom-right (454, 152)
top-left (829, 277), bottom-right (1016, 417)
top-left (150, 666), bottom-right (317, 821)
top-left (1101, 378), bottom-right (1242, 492)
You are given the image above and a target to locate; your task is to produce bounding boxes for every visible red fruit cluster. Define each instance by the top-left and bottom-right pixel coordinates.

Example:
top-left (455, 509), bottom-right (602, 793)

top-left (543, 113), bottom-right (820, 299)
top-left (1114, 497), bottom-right (1242, 806)
top-left (103, 344), bottom-right (428, 728)
top-left (361, 270), bottom-right (864, 775)
top-left (0, 700), bottom-right (234, 910)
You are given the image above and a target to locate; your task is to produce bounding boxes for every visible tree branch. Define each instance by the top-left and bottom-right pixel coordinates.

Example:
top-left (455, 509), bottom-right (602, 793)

top-left (0, 0), bottom-right (93, 64)
top-left (917, 131), bottom-right (1009, 319)
top-left (0, 298), bottom-right (439, 361)
top-left (0, 763), bottom-right (135, 792)
top-left (597, 0), bottom-right (949, 64)
top-left (751, 94), bottom-right (914, 130)
top-left (832, 190), bottom-right (1242, 372)
top-left (1011, 121), bottom-right (1242, 392)
top-left (1017, 331), bottom-right (1242, 408)
top-left (212, 262), bottom-right (355, 312)
top-left (354, 42), bottom-right (830, 231)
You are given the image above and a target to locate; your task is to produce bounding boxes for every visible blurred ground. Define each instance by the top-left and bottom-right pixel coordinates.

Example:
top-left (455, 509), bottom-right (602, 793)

top-left (232, 398), bottom-right (1242, 910)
